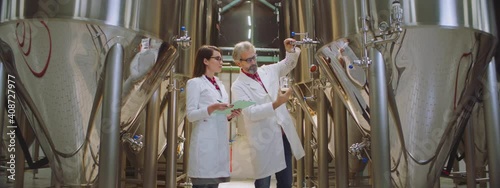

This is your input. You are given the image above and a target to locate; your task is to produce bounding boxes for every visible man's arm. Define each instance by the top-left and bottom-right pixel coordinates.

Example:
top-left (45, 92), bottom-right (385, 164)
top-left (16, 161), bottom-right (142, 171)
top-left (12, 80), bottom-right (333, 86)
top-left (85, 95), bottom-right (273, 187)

top-left (231, 84), bottom-right (276, 121)
top-left (271, 38), bottom-right (301, 77)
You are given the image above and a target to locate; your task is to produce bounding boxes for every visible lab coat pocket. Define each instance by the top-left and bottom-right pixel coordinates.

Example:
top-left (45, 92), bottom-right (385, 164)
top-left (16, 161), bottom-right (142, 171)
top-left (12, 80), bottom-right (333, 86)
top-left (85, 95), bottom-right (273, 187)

top-left (197, 118), bottom-right (217, 139)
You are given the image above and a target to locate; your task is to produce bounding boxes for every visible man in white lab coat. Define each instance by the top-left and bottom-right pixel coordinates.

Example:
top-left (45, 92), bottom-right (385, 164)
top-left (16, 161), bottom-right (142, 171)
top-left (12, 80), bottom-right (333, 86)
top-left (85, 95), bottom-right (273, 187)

top-left (231, 39), bottom-right (305, 188)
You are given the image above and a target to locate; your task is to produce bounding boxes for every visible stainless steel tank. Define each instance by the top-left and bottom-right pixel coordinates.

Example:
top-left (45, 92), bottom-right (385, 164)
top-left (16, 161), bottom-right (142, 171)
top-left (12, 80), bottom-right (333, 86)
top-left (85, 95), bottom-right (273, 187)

top-left (313, 0), bottom-right (497, 187)
top-left (0, 0), bottom-right (181, 186)
top-left (284, 0), bottom-right (368, 183)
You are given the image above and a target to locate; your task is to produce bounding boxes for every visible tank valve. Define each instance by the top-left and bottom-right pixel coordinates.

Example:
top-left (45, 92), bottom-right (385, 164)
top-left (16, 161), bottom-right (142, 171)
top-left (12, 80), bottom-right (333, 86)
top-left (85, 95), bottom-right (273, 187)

top-left (391, 0), bottom-right (403, 32)
top-left (174, 26), bottom-right (191, 49)
top-left (303, 96), bottom-right (316, 101)
top-left (290, 31), bottom-right (320, 51)
top-left (179, 178), bottom-right (193, 188)
top-left (310, 64), bottom-right (318, 73)
top-left (348, 137), bottom-right (370, 161)
top-left (177, 136), bottom-right (186, 159)
top-left (121, 133), bottom-right (144, 153)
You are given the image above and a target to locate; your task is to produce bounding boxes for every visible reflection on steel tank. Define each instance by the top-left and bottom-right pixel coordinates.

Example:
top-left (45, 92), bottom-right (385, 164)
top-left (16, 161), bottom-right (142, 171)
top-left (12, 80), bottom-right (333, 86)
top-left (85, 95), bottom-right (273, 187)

top-left (0, 0), bottom-right (181, 186)
top-left (313, 0), bottom-right (496, 187)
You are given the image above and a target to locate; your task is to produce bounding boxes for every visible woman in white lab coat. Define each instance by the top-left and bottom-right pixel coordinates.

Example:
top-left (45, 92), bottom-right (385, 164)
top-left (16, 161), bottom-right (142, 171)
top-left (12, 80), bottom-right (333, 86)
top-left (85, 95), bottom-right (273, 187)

top-left (186, 45), bottom-right (241, 188)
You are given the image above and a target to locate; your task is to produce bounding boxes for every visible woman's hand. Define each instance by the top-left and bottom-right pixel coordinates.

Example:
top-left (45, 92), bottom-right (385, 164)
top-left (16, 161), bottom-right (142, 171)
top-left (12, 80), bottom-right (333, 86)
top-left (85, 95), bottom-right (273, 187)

top-left (207, 103), bottom-right (232, 115)
top-left (227, 109), bottom-right (242, 121)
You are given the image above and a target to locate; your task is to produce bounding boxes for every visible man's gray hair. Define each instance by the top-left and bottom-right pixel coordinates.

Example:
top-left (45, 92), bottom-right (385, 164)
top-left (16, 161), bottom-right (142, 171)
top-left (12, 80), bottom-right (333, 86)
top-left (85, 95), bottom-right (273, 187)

top-left (232, 41), bottom-right (256, 62)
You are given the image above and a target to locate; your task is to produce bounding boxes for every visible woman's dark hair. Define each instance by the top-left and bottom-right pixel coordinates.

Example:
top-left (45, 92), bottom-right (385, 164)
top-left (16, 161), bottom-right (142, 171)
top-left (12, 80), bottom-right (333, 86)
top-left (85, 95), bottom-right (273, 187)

top-left (192, 45), bottom-right (221, 78)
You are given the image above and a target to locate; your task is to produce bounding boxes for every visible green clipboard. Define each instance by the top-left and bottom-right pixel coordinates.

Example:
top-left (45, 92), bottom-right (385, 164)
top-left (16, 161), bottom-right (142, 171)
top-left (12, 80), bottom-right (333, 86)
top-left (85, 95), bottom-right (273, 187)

top-left (214, 100), bottom-right (256, 114)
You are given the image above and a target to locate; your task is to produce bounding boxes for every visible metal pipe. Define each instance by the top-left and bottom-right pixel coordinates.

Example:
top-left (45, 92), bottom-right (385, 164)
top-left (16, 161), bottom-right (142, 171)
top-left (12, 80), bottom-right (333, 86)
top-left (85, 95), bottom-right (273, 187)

top-left (304, 112), bottom-right (314, 187)
top-left (219, 47), bottom-right (280, 53)
top-left (250, 0), bottom-right (254, 44)
top-left (183, 117), bottom-right (191, 176)
top-left (295, 107), bottom-right (304, 187)
top-left (15, 112), bottom-right (27, 188)
top-left (334, 92), bottom-right (349, 188)
top-left (258, 0), bottom-right (276, 11)
top-left (317, 86), bottom-right (329, 187)
top-left (98, 43), bottom-right (124, 188)
top-left (221, 0), bottom-right (243, 13)
top-left (0, 61), bottom-right (5, 126)
top-left (120, 146), bottom-right (127, 188)
top-left (144, 89), bottom-right (160, 188)
top-left (484, 59), bottom-right (500, 188)
top-left (166, 75), bottom-right (178, 188)
top-left (369, 48), bottom-right (390, 188)
top-left (464, 120), bottom-right (476, 188)
top-left (33, 140), bottom-right (40, 179)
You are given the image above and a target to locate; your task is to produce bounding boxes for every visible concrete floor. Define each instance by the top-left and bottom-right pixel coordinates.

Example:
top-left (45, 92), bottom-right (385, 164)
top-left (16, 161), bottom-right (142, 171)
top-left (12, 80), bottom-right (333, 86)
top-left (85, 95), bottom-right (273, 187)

top-left (1, 168), bottom-right (473, 188)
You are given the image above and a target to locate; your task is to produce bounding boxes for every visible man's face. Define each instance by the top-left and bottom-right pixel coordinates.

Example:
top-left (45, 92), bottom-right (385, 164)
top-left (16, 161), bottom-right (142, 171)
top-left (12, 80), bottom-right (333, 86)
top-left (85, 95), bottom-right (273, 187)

top-left (237, 50), bottom-right (258, 74)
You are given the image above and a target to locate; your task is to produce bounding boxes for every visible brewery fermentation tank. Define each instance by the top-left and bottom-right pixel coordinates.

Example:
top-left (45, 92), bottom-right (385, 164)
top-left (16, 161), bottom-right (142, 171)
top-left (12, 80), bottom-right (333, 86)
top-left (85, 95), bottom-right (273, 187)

top-left (313, 0), bottom-right (497, 187)
top-left (0, 0), bottom-right (182, 186)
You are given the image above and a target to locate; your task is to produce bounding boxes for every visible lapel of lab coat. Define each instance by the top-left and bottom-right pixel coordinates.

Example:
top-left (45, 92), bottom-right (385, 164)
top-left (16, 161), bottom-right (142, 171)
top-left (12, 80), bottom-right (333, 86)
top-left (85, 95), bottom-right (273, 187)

top-left (239, 70), bottom-right (271, 99)
top-left (201, 76), bottom-right (224, 101)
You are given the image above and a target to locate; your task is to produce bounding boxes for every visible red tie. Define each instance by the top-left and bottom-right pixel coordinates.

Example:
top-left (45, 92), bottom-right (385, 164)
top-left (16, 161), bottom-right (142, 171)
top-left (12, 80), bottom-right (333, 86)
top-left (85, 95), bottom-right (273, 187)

top-left (205, 75), bottom-right (220, 90)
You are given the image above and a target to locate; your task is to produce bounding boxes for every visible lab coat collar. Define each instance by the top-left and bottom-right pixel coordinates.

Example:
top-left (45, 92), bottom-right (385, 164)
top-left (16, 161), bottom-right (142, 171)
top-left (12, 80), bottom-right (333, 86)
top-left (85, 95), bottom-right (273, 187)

top-left (238, 69), bottom-right (269, 94)
top-left (201, 75), bottom-right (225, 100)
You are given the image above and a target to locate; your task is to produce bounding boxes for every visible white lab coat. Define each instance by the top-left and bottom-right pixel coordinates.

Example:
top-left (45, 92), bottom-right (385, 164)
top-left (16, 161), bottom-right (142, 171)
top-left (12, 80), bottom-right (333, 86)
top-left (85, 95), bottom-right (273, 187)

top-left (186, 76), bottom-right (230, 178)
top-left (231, 48), bottom-right (305, 179)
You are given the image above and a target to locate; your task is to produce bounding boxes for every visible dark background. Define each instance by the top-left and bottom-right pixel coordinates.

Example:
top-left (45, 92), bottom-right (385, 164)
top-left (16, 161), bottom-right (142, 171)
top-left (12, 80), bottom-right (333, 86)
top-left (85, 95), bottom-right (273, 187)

top-left (216, 0), bottom-right (281, 48)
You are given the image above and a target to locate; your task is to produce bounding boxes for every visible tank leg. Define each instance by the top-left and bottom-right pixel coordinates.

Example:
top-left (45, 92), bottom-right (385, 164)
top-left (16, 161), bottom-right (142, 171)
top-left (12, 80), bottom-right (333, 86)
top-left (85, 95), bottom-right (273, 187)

top-left (166, 75), bottom-right (178, 188)
top-left (369, 48), bottom-right (391, 188)
top-left (317, 87), bottom-right (329, 187)
top-left (144, 89), bottom-right (160, 187)
top-left (464, 119), bottom-right (476, 188)
top-left (334, 92), bottom-right (348, 188)
top-left (0, 61), bottom-right (5, 127)
top-left (98, 43), bottom-right (124, 188)
top-left (484, 60), bottom-right (500, 187)
top-left (295, 108), bottom-right (304, 187)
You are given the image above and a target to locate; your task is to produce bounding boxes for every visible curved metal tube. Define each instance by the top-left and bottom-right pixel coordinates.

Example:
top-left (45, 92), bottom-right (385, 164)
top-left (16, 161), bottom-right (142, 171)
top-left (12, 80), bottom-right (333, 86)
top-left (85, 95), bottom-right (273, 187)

top-left (0, 61), bottom-right (5, 126)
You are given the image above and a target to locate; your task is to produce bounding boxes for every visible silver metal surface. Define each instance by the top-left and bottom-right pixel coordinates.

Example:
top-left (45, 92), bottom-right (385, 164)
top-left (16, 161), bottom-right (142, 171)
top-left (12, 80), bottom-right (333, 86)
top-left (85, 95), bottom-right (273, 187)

top-left (286, 0), bottom-right (315, 84)
top-left (0, 0), bottom-right (182, 185)
top-left (15, 112), bottom-right (28, 188)
top-left (295, 108), bottom-right (304, 187)
top-left (314, 0), bottom-right (496, 43)
top-left (464, 121), bottom-right (476, 188)
top-left (183, 117), bottom-right (191, 177)
top-left (467, 96), bottom-right (489, 186)
top-left (317, 89), bottom-right (329, 188)
top-left (0, 0), bottom-right (180, 40)
top-left (98, 43), bottom-right (124, 188)
top-left (304, 114), bottom-right (314, 187)
top-left (484, 60), bottom-right (500, 187)
top-left (313, 0), bottom-right (497, 187)
top-left (144, 89), bottom-right (160, 188)
top-left (0, 61), bottom-right (5, 126)
top-left (369, 48), bottom-right (390, 188)
top-left (334, 93), bottom-right (349, 188)
top-left (166, 77), bottom-right (178, 188)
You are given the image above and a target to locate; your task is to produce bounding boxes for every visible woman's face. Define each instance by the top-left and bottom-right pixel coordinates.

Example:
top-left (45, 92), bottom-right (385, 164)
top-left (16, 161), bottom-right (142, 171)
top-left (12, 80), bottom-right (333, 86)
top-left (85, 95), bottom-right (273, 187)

top-left (205, 50), bottom-right (223, 73)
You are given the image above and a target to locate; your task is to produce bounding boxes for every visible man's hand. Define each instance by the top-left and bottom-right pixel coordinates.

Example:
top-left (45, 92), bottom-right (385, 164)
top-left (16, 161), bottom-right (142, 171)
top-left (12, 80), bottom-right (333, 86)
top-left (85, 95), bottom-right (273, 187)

top-left (284, 38), bottom-right (297, 53)
top-left (273, 88), bottom-right (293, 109)
top-left (227, 108), bottom-right (242, 121)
